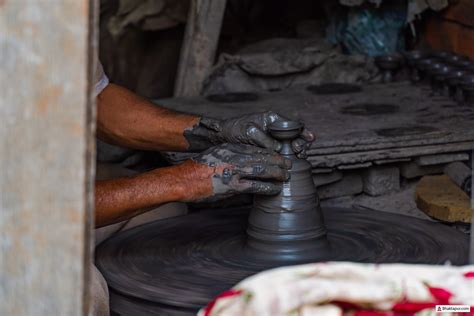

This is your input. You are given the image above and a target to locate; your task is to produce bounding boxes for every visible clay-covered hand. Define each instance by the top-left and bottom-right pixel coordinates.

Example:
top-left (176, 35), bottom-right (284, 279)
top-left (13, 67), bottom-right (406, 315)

top-left (184, 111), bottom-right (315, 158)
top-left (180, 143), bottom-right (292, 202)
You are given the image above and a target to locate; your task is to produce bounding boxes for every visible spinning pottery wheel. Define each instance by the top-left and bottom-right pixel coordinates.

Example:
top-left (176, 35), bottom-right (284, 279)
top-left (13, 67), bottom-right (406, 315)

top-left (96, 121), bottom-right (469, 316)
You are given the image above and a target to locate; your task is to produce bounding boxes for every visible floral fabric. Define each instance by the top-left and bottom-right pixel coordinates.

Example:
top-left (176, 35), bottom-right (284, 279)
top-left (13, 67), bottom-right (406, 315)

top-left (199, 262), bottom-right (474, 316)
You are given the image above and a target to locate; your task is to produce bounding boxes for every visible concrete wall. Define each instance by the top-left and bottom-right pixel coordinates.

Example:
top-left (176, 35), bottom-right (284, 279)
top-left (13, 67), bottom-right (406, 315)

top-left (0, 1), bottom-right (97, 315)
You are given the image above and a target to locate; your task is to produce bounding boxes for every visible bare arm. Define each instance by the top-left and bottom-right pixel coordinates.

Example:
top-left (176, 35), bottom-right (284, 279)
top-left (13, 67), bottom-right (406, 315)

top-left (93, 83), bottom-right (311, 227)
top-left (95, 160), bottom-right (212, 227)
top-left (96, 83), bottom-right (199, 152)
top-left (94, 144), bottom-right (290, 228)
top-left (96, 84), bottom-right (315, 155)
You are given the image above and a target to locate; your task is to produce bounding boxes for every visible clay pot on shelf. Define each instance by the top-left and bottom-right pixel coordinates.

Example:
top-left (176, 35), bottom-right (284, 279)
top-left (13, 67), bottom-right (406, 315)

top-left (432, 64), bottom-right (453, 96)
top-left (415, 58), bottom-right (440, 84)
top-left (403, 50), bottom-right (426, 83)
top-left (465, 62), bottom-right (474, 73)
top-left (446, 54), bottom-right (469, 68)
top-left (459, 73), bottom-right (474, 106)
top-left (375, 54), bottom-right (403, 83)
top-left (445, 69), bottom-right (470, 98)
top-left (431, 51), bottom-right (452, 62)
top-left (425, 62), bottom-right (444, 88)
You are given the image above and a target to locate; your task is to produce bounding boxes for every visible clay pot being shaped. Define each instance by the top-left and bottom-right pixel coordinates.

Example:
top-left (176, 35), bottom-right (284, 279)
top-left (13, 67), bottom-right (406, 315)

top-left (248, 120), bottom-right (328, 260)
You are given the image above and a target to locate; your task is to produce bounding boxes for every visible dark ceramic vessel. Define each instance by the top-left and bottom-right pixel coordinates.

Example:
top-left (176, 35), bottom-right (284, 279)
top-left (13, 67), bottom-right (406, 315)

top-left (445, 69), bottom-right (470, 98)
top-left (249, 120), bottom-right (328, 258)
top-left (431, 51), bottom-right (452, 61)
top-left (459, 73), bottom-right (474, 105)
top-left (432, 64), bottom-right (453, 95)
top-left (453, 59), bottom-right (472, 70)
top-left (424, 62), bottom-right (445, 88)
top-left (403, 50), bottom-right (426, 82)
top-left (375, 54), bottom-right (403, 83)
top-left (415, 58), bottom-right (440, 83)
top-left (465, 62), bottom-right (474, 73)
top-left (446, 54), bottom-right (469, 67)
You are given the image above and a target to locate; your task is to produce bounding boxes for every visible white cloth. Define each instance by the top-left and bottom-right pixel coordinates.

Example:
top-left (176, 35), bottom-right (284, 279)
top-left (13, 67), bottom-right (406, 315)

top-left (94, 62), bottom-right (109, 98)
top-left (90, 265), bottom-right (110, 316)
top-left (199, 262), bottom-right (474, 316)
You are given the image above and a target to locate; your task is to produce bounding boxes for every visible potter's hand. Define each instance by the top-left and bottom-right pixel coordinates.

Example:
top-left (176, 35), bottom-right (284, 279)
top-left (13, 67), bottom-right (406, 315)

top-left (182, 143), bottom-right (291, 202)
top-left (184, 111), bottom-right (315, 158)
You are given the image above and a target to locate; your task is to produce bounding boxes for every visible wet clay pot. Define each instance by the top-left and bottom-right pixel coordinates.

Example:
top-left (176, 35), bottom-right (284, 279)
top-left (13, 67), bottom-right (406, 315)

top-left (248, 120), bottom-right (328, 259)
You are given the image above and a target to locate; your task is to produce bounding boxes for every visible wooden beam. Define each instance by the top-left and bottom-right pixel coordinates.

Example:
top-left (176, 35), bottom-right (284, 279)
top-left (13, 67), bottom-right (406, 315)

top-left (0, 1), bottom-right (97, 315)
top-left (174, 0), bottom-right (227, 97)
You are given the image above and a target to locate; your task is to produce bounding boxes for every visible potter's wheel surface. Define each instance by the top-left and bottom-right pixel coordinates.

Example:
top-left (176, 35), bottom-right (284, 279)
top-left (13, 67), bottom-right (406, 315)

top-left (96, 207), bottom-right (469, 315)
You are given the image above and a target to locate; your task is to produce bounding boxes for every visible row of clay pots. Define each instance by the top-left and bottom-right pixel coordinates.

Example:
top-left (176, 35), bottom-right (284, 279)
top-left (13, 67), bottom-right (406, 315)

top-left (375, 51), bottom-right (474, 105)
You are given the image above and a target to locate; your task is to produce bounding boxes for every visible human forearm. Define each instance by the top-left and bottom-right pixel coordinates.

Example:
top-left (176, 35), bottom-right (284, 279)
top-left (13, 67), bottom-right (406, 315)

top-left (94, 161), bottom-right (212, 227)
top-left (97, 85), bottom-right (315, 156)
top-left (94, 144), bottom-right (291, 228)
top-left (96, 84), bottom-right (200, 151)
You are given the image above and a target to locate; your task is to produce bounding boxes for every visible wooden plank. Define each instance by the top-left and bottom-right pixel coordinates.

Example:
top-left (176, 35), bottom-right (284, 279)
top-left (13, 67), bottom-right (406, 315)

top-left (0, 1), bottom-right (96, 315)
top-left (174, 0), bottom-right (227, 97)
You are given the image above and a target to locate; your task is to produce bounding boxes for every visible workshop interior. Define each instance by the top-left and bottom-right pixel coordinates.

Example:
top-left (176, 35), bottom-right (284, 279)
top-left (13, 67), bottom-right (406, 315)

top-left (1, 0), bottom-right (474, 315)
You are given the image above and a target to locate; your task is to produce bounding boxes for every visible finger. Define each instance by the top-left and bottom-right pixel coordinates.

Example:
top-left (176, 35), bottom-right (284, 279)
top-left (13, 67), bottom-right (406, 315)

top-left (246, 124), bottom-right (282, 151)
top-left (296, 150), bottom-right (308, 159)
top-left (236, 180), bottom-right (282, 195)
top-left (246, 152), bottom-right (292, 169)
top-left (300, 129), bottom-right (315, 142)
top-left (226, 143), bottom-right (275, 156)
top-left (295, 142), bottom-right (312, 159)
top-left (291, 138), bottom-right (307, 154)
top-left (227, 144), bottom-right (292, 169)
top-left (236, 164), bottom-right (290, 181)
top-left (264, 111), bottom-right (284, 125)
top-left (221, 144), bottom-right (291, 169)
